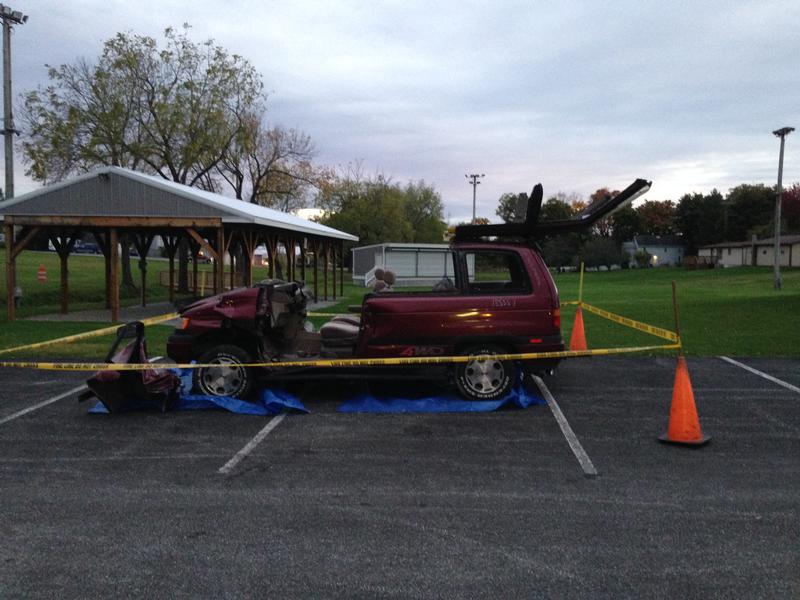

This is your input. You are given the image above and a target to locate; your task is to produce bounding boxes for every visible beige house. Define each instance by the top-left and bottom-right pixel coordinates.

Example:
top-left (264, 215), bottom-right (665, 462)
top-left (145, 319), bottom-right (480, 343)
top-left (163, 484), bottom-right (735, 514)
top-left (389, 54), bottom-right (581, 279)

top-left (698, 235), bottom-right (800, 268)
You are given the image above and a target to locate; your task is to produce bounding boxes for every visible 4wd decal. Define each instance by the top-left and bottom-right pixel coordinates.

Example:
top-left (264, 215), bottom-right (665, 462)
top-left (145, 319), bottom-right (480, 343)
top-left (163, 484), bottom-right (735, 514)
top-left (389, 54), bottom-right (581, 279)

top-left (399, 346), bottom-right (446, 357)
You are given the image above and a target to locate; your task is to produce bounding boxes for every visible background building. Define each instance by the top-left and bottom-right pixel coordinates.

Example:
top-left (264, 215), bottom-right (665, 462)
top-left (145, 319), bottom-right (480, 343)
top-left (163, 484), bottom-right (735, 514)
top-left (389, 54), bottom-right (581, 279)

top-left (698, 235), bottom-right (800, 268)
top-left (622, 235), bottom-right (686, 267)
top-left (351, 243), bottom-right (456, 287)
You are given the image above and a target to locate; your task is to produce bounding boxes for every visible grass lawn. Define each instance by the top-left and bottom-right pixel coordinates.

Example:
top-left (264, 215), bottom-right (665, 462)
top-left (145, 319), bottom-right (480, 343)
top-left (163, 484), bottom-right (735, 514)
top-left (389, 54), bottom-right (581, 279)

top-left (1, 246), bottom-right (798, 359)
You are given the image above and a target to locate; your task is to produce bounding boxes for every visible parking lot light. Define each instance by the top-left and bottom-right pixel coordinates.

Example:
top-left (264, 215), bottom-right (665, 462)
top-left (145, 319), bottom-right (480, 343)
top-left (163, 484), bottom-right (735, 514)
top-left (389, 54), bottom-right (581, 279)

top-left (772, 126), bottom-right (794, 291)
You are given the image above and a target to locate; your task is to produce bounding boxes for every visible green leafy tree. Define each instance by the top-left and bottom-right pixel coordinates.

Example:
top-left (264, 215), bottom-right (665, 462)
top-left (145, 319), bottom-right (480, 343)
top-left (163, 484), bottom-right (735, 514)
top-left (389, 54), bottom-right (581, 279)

top-left (674, 189), bottom-right (725, 253)
top-left (724, 184), bottom-right (775, 240)
top-left (539, 196), bottom-right (574, 221)
top-left (320, 184), bottom-right (413, 248)
top-left (609, 205), bottom-right (642, 244)
top-left (403, 180), bottom-right (447, 242)
top-left (316, 170), bottom-right (445, 254)
top-left (21, 26), bottom-right (266, 291)
top-left (495, 192), bottom-right (527, 223)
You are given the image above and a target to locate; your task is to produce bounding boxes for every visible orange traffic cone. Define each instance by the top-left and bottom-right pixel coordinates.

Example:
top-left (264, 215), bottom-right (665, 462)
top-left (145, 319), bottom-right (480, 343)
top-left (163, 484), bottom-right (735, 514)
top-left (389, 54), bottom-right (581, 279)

top-left (569, 306), bottom-right (587, 351)
top-left (658, 356), bottom-right (710, 446)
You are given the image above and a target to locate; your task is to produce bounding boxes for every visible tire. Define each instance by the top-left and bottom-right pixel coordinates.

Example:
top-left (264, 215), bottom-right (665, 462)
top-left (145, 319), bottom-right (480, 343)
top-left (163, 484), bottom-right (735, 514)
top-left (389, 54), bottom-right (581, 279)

top-left (193, 344), bottom-right (255, 399)
top-left (454, 344), bottom-right (516, 401)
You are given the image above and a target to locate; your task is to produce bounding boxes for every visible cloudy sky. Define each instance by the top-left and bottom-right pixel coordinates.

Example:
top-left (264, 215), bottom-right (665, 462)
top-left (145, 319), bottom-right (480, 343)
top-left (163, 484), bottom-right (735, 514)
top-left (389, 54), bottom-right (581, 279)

top-left (6, 0), bottom-right (800, 222)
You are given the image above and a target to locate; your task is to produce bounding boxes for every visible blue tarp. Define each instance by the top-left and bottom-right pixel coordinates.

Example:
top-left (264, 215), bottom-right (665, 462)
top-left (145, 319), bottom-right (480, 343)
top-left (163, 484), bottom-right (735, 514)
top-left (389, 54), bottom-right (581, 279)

top-left (89, 368), bottom-right (308, 415)
top-left (89, 387), bottom-right (309, 415)
top-left (89, 368), bottom-right (545, 416)
top-left (337, 373), bottom-right (546, 414)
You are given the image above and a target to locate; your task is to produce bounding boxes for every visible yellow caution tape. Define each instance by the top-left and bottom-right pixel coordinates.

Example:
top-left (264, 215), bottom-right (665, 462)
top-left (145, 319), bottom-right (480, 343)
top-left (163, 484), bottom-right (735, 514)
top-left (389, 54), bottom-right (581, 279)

top-left (580, 303), bottom-right (678, 342)
top-left (0, 343), bottom-right (681, 372)
top-left (560, 300), bottom-right (580, 306)
top-left (0, 312), bottom-right (179, 357)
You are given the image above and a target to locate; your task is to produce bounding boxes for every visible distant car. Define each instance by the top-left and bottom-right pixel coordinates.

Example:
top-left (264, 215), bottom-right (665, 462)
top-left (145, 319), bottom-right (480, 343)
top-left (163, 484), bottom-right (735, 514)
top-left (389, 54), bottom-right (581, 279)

top-left (73, 242), bottom-right (102, 254)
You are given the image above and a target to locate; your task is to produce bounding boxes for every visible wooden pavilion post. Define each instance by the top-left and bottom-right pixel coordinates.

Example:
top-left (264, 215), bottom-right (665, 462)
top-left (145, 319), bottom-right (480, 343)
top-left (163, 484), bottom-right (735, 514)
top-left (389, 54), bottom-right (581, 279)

top-left (242, 230), bottom-right (257, 287)
top-left (4, 224), bottom-right (42, 320)
top-left (109, 228), bottom-right (120, 322)
top-left (215, 227), bottom-right (225, 295)
top-left (92, 231), bottom-right (112, 308)
top-left (332, 243), bottom-right (337, 300)
top-left (323, 241), bottom-right (329, 301)
top-left (266, 235), bottom-right (278, 280)
top-left (291, 237), bottom-right (297, 282)
top-left (223, 229), bottom-right (236, 290)
top-left (340, 241), bottom-right (344, 297)
top-left (287, 237), bottom-right (294, 282)
top-left (50, 230), bottom-right (78, 315)
top-left (187, 238), bottom-right (199, 295)
top-left (162, 234), bottom-right (180, 303)
top-left (4, 223), bottom-right (15, 321)
top-left (312, 239), bottom-right (319, 301)
top-left (299, 237), bottom-right (306, 283)
top-left (132, 233), bottom-right (155, 307)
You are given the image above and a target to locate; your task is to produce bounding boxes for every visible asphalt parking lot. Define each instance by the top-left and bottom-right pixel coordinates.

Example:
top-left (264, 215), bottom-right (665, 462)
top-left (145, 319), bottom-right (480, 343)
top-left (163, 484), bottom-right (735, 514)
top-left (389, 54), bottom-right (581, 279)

top-left (1, 357), bottom-right (798, 599)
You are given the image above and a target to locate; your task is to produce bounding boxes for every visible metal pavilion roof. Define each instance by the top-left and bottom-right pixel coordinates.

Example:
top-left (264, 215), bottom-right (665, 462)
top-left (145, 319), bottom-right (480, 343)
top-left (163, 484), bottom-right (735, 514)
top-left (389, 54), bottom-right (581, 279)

top-left (0, 166), bottom-right (358, 242)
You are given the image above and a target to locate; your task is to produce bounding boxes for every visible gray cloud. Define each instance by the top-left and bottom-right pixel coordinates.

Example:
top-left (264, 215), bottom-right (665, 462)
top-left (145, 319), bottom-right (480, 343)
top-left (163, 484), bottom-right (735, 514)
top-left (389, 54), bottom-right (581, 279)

top-left (6, 0), bottom-right (799, 222)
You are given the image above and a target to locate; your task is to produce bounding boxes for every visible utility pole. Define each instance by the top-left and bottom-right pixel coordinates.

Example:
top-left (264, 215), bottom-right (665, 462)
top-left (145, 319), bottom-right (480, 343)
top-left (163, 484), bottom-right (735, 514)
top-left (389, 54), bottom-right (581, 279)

top-left (465, 173), bottom-right (484, 223)
top-left (772, 127), bottom-right (794, 291)
top-left (1, 4), bottom-right (27, 200)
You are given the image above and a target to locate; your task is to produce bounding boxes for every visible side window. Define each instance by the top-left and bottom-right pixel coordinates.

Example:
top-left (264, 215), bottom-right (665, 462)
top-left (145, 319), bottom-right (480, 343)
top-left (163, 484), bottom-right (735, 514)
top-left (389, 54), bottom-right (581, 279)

top-left (463, 251), bottom-right (530, 294)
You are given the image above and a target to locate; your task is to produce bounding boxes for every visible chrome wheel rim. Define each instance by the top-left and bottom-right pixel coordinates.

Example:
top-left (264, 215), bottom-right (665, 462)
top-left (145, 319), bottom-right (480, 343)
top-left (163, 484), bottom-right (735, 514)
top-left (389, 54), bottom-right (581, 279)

top-left (199, 356), bottom-right (246, 396)
top-left (464, 354), bottom-right (505, 395)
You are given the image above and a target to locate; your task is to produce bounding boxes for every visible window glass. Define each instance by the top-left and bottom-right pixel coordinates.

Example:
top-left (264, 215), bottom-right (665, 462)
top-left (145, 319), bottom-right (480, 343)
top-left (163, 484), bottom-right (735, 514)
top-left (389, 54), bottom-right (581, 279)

top-left (464, 251), bottom-right (530, 293)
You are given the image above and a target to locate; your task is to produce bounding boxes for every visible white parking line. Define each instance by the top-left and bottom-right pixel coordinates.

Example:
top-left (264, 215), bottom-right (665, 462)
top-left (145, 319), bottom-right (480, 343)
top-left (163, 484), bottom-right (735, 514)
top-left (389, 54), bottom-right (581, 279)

top-left (719, 357), bottom-right (800, 395)
top-left (531, 375), bottom-right (598, 478)
top-left (218, 413), bottom-right (286, 475)
top-left (0, 357), bottom-right (164, 427)
top-left (0, 384), bottom-right (87, 426)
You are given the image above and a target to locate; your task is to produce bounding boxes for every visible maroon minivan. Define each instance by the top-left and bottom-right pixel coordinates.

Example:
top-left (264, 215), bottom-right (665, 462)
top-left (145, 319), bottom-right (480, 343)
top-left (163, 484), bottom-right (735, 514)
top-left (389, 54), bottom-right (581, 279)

top-left (167, 179), bottom-right (651, 400)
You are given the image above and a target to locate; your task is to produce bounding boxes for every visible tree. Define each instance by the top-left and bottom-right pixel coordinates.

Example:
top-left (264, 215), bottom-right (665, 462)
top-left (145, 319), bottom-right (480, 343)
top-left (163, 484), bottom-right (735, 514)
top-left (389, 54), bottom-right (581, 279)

top-left (782, 183), bottom-right (800, 233)
top-left (609, 205), bottom-right (641, 244)
top-left (541, 237), bottom-right (576, 269)
top-left (587, 188), bottom-right (619, 237)
top-left (403, 180), bottom-right (447, 242)
top-left (495, 192), bottom-right (527, 223)
top-left (636, 200), bottom-right (676, 235)
top-left (316, 169), bottom-right (445, 249)
top-left (22, 26), bottom-right (266, 292)
top-left (216, 115), bottom-right (318, 211)
top-left (724, 184), bottom-right (775, 240)
top-left (539, 196), bottom-right (574, 221)
top-left (674, 189), bottom-right (725, 253)
top-left (580, 237), bottom-right (624, 270)
top-left (319, 183), bottom-right (412, 248)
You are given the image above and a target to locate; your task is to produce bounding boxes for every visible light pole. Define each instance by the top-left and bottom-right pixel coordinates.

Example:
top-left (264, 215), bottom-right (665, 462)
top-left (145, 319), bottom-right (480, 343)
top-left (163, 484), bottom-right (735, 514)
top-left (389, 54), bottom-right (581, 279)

top-left (465, 173), bottom-right (484, 223)
top-left (772, 126), bottom-right (793, 291)
top-left (1, 4), bottom-right (27, 200)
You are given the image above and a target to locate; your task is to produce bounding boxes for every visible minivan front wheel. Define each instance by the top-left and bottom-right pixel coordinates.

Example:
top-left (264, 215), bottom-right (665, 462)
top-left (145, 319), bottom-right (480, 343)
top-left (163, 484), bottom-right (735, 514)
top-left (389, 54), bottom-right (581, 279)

top-left (454, 344), bottom-right (516, 401)
top-left (193, 344), bottom-right (254, 398)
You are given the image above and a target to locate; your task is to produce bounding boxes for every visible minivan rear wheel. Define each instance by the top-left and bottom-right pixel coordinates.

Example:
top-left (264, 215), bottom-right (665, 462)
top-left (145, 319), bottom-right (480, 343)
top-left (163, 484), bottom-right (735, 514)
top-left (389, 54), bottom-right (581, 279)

top-left (454, 344), bottom-right (516, 401)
